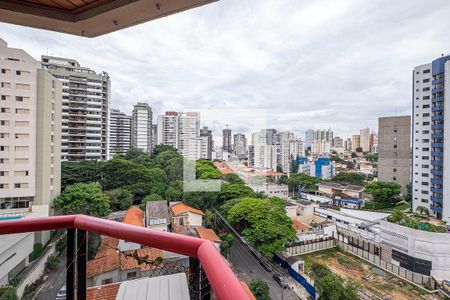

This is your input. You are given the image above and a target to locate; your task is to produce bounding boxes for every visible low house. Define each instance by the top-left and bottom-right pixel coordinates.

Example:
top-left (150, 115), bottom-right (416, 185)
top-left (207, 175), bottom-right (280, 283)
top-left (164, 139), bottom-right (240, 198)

top-left (169, 202), bottom-right (204, 233)
top-left (145, 200), bottom-right (169, 232)
top-left (248, 183), bottom-right (289, 199)
top-left (318, 182), bottom-right (365, 199)
top-left (335, 198), bottom-right (363, 209)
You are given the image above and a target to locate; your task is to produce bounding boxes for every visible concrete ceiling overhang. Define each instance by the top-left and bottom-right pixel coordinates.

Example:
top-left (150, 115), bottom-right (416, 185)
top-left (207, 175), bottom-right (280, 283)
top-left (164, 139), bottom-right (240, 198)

top-left (0, 0), bottom-right (217, 37)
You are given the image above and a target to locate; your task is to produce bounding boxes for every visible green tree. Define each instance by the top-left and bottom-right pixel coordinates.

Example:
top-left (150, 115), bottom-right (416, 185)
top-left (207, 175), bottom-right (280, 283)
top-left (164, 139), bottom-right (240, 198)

top-left (165, 187), bottom-right (183, 202)
top-left (61, 160), bottom-right (104, 190)
top-left (106, 188), bottom-right (133, 211)
top-left (310, 263), bottom-right (358, 300)
top-left (152, 144), bottom-right (177, 157)
top-left (53, 183), bottom-right (110, 217)
top-left (123, 148), bottom-right (152, 166)
top-left (223, 173), bottom-right (244, 184)
top-left (218, 184), bottom-right (256, 203)
top-left (284, 173), bottom-right (321, 193)
top-left (351, 152), bottom-right (357, 158)
top-left (364, 181), bottom-right (402, 203)
top-left (140, 193), bottom-right (164, 209)
top-left (196, 159), bottom-right (223, 179)
top-left (331, 172), bottom-right (365, 185)
top-left (416, 205), bottom-right (429, 216)
top-left (405, 183), bottom-right (412, 203)
top-left (218, 233), bottom-right (234, 258)
top-left (387, 209), bottom-right (406, 223)
top-left (249, 278), bottom-right (270, 300)
top-left (183, 192), bottom-right (219, 211)
top-left (226, 197), bottom-right (296, 257)
top-left (356, 146), bottom-right (363, 153)
top-left (102, 158), bottom-right (153, 190)
top-left (365, 153), bottom-right (378, 162)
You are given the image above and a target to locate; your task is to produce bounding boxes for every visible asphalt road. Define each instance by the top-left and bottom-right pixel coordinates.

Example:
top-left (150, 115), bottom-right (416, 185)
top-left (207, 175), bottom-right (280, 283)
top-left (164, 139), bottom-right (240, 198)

top-left (35, 253), bottom-right (66, 300)
top-left (228, 234), bottom-right (299, 300)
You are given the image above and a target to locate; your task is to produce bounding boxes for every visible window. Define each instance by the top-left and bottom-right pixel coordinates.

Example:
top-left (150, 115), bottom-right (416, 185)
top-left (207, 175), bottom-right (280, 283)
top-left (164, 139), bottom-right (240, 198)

top-left (421, 190), bottom-right (429, 195)
top-left (423, 113), bottom-right (430, 117)
top-left (423, 78), bottom-right (430, 83)
top-left (393, 168), bottom-right (397, 172)
top-left (421, 199), bottom-right (428, 203)
top-left (0, 133), bottom-right (9, 138)
top-left (393, 144), bottom-right (397, 149)
top-left (422, 156), bottom-right (429, 160)
top-left (423, 96), bottom-right (430, 100)
top-left (127, 272), bottom-right (137, 279)
top-left (1, 82), bottom-right (11, 88)
top-left (15, 96), bottom-right (23, 102)
top-left (423, 122), bottom-right (430, 125)
top-left (1, 95), bottom-right (6, 100)
top-left (393, 176), bottom-right (397, 181)
top-left (423, 87), bottom-right (430, 92)
top-left (102, 279), bottom-right (113, 285)
top-left (422, 164), bottom-right (429, 168)
top-left (422, 147), bottom-right (429, 151)
top-left (16, 70), bottom-right (21, 75)
top-left (1, 69), bottom-right (5, 74)
top-left (422, 139), bottom-right (429, 143)
top-left (0, 146), bottom-right (7, 151)
top-left (179, 217), bottom-right (184, 226)
top-left (1, 108), bottom-right (9, 113)
top-left (423, 69), bottom-right (430, 74)
top-left (422, 130), bottom-right (429, 134)
top-left (0, 184), bottom-right (8, 189)
top-left (0, 171), bottom-right (6, 176)
top-left (423, 104), bottom-right (430, 109)
top-left (422, 182), bottom-right (429, 186)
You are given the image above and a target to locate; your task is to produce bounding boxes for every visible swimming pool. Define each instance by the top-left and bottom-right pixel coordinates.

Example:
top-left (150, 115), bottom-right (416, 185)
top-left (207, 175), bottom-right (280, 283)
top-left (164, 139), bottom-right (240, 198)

top-left (0, 216), bottom-right (23, 221)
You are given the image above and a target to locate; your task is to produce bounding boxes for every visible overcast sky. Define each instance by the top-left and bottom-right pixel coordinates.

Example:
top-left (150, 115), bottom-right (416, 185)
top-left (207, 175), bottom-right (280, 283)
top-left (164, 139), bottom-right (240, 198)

top-left (1, 0), bottom-right (450, 141)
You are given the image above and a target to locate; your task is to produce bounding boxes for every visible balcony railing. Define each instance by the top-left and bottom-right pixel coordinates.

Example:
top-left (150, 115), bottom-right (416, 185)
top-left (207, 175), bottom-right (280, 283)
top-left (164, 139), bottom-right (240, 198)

top-left (0, 214), bottom-right (249, 300)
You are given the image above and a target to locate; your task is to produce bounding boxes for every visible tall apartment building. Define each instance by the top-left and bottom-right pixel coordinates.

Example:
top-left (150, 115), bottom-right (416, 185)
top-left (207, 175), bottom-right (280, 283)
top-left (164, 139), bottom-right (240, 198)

top-left (0, 39), bottom-right (61, 283)
top-left (131, 102), bottom-right (152, 154)
top-left (370, 132), bottom-right (378, 153)
top-left (351, 134), bottom-right (361, 152)
top-left (151, 124), bottom-right (157, 151)
top-left (233, 133), bottom-right (247, 159)
top-left (360, 128), bottom-right (371, 152)
top-left (345, 138), bottom-right (352, 152)
top-left (41, 55), bottom-right (109, 161)
top-left (412, 55), bottom-right (450, 222)
top-left (333, 136), bottom-right (344, 148)
top-left (304, 129), bottom-right (314, 149)
top-left (157, 111), bottom-right (201, 160)
top-left (378, 116), bottom-right (411, 195)
top-left (200, 126), bottom-right (213, 160)
top-left (251, 130), bottom-right (277, 171)
top-left (310, 140), bottom-right (331, 156)
top-left (157, 111), bottom-right (179, 150)
top-left (109, 108), bottom-right (131, 158)
top-left (222, 128), bottom-right (232, 153)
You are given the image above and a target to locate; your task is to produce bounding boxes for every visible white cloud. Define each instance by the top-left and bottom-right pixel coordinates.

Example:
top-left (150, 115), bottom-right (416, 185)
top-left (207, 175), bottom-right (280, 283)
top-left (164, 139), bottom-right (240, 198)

top-left (1, 0), bottom-right (450, 139)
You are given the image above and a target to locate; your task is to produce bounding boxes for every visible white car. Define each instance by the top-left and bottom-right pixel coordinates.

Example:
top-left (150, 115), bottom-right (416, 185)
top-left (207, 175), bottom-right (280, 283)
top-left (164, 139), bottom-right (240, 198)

top-left (56, 285), bottom-right (66, 300)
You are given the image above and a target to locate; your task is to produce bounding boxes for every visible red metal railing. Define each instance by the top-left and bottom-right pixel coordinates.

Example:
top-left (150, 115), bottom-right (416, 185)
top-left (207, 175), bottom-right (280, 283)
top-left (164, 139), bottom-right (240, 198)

top-left (0, 214), bottom-right (250, 300)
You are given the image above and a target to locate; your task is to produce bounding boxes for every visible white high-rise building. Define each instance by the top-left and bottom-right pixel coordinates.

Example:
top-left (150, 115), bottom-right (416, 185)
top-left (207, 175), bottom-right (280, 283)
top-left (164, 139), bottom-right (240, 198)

top-left (41, 55), bottom-right (110, 161)
top-left (333, 136), bottom-right (344, 148)
top-left (233, 133), bottom-right (247, 159)
top-left (310, 140), bottom-right (331, 156)
top-left (157, 111), bottom-right (201, 160)
top-left (132, 102), bottom-right (152, 154)
top-left (109, 108), bottom-right (131, 158)
top-left (1, 38), bottom-right (61, 284)
top-left (412, 55), bottom-right (450, 222)
top-left (252, 130), bottom-right (277, 171)
top-left (360, 128), bottom-right (371, 152)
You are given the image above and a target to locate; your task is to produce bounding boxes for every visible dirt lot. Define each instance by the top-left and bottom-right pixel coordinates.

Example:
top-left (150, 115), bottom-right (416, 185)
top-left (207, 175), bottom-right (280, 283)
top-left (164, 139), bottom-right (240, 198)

top-left (300, 248), bottom-right (443, 300)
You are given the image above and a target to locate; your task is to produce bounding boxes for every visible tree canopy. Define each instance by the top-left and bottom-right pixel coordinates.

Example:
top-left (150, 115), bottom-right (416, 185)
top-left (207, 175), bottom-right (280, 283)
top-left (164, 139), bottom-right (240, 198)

top-left (105, 188), bottom-right (133, 211)
top-left (225, 197), bottom-right (296, 257)
top-left (53, 183), bottom-right (110, 217)
top-left (364, 181), bottom-right (401, 203)
top-left (249, 278), bottom-right (270, 300)
top-left (279, 173), bottom-right (321, 193)
top-left (309, 262), bottom-right (358, 300)
top-left (331, 172), bottom-right (365, 186)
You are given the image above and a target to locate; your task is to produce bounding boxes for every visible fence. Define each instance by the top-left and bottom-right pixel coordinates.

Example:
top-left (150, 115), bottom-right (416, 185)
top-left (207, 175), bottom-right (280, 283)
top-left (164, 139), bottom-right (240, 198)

top-left (273, 255), bottom-right (316, 299)
top-left (285, 238), bottom-right (336, 257)
top-left (337, 241), bottom-right (436, 290)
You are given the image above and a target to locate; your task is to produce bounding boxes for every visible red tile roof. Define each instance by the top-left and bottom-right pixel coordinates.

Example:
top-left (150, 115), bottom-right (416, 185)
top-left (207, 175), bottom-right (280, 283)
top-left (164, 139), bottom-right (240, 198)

top-left (170, 203), bottom-right (204, 216)
top-left (95, 237), bottom-right (119, 259)
top-left (87, 247), bottom-right (163, 278)
top-left (87, 282), bottom-right (120, 300)
top-left (292, 220), bottom-right (309, 231)
top-left (195, 227), bottom-right (221, 243)
top-left (123, 207), bottom-right (143, 227)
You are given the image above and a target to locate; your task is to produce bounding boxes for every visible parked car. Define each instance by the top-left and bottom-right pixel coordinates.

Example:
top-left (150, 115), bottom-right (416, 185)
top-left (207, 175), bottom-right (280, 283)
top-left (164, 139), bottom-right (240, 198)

top-left (56, 285), bottom-right (66, 300)
top-left (272, 274), bottom-right (288, 288)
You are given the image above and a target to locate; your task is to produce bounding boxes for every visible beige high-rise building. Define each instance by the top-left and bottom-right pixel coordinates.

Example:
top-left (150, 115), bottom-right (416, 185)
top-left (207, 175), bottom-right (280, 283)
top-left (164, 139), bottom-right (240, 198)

top-left (1, 38), bottom-right (61, 210)
top-left (378, 116), bottom-right (411, 195)
top-left (351, 134), bottom-right (361, 152)
top-left (360, 128), bottom-right (371, 152)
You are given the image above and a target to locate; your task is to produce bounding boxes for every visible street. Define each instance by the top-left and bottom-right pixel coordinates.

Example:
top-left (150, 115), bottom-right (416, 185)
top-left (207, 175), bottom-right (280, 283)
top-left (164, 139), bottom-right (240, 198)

top-left (35, 253), bottom-right (66, 300)
top-left (228, 234), bottom-right (300, 300)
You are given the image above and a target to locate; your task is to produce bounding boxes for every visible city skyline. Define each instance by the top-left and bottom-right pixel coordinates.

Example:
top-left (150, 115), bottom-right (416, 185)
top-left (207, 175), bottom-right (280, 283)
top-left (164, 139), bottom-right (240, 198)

top-left (1, 0), bottom-right (450, 137)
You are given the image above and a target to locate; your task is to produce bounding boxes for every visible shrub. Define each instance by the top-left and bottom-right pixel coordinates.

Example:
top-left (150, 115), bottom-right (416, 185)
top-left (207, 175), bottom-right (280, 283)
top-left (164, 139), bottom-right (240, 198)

top-left (29, 243), bottom-right (44, 262)
top-left (45, 255), bottom-right (59, 271)
top-left (56, 236), bottom-right (67, 254)
top-left (0, 287), bottom-right (17, 300)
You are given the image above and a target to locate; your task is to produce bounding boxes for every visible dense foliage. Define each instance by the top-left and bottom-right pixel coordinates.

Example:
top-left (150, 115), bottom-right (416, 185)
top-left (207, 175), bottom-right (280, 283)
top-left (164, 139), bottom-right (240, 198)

top-left (364, 181), bottom-right (401, 203)
top-left (53, 183), bottom-right (110, 216)
top-left (309, 262), bottom-right (358, 300)
top-left (249, 278), bottom-right (270, 300)
top-left (224, 197), bottom-right (296, 257)
top-left (387, 209), bottom-right (447, 232)
top-left (279, 173), bottom-right (321, 193)
top-left (331, 172), bottom-right (365, 186)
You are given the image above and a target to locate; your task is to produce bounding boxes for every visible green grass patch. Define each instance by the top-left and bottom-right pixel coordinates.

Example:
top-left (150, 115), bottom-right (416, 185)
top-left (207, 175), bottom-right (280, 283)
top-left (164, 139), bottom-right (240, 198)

top-left (363, 201), bottom-right (395, 210)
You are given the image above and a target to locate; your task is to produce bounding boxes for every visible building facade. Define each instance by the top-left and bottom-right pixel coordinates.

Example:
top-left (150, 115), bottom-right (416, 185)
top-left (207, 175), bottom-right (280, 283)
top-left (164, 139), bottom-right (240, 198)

top-left (412, 55), bottom-right (450, 222)
top-left (360, 128), bottom-right (371, 152)
top-left (41, 55), bottom-right (109, 161)
top-left (131, 102), bottom-right (152, 154)
top-left (0, 38), bottom-right (61, 284)
top-left (222, 128), bottom-right (232, 153)
top-left (157, 111), bottom-right (179, 150)
top-left (199, 126), bottom-right (213, 160)
top-left (378, 116), bottom-right (411, 195)
top-left (109, 108), bottom-right (131, 158)
top-left (233, 133), bottom-right (247, 159)
top-left (351, 134), bottom-right (361, 152)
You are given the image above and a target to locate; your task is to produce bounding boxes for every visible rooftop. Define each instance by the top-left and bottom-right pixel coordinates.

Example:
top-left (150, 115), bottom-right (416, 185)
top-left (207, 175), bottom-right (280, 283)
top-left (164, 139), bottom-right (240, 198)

top-left (170, 203), bottom-right (204, 216)
top-left (146, 200), bottom-right (169, 221)
top-left (123, 207), bottom-right (144, 227)
top-left (195, 227), bottom-right (221, 243)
